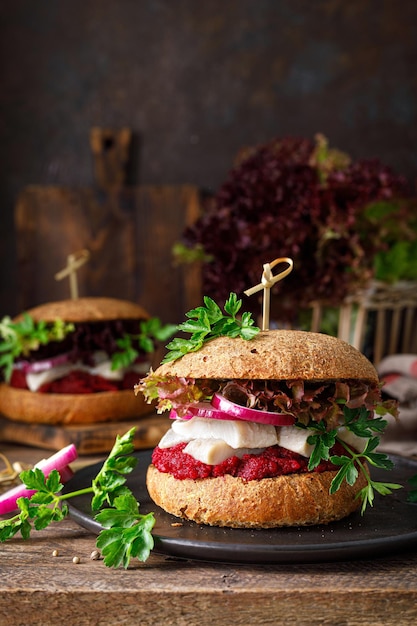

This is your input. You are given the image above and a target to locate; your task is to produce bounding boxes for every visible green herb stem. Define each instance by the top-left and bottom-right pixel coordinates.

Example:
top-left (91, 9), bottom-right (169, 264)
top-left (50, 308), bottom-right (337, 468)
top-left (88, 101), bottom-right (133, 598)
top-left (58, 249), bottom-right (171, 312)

top-left (162, 293), bottom-right (260, 363)
top-left (332, 437), bottom-right (402, 514)
top-left (0, 428), bottom-right (155, 568)
top-left (58, 486), bottom-right (96, 501)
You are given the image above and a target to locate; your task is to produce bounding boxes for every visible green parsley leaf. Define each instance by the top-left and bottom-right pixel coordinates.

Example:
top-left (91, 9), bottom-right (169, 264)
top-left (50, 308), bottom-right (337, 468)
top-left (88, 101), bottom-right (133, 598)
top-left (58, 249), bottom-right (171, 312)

top-left (307, 423), bottom-right (337, 470)
top-left (223, 292), bottom-right (242, 317)
top-left (162, 293), bottom-right (260, 363)
top-left (111, 317), bottom-right (177, 371)
top-left (91, 428), bottom-right (139, 510)
top-left (304, 404), bottom-right (403, 513)
top-left (330, 438), bottom-right (402, 514)
top-left (0, 314), bottom-right (74, 382)
top-left (343, 406), bottom-right (388, 438)
top-left (95, 493), bottom-right (155, 568)
top-left (0, 428), bottom-right (155, 568)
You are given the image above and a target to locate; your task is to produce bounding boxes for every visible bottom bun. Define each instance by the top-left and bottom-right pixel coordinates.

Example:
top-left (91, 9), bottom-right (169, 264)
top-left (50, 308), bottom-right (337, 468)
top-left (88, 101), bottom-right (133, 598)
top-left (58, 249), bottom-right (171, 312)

top-left (0, 383), bottom-right (153, 425)
top-left (146, 464), bottom-right (368, 528)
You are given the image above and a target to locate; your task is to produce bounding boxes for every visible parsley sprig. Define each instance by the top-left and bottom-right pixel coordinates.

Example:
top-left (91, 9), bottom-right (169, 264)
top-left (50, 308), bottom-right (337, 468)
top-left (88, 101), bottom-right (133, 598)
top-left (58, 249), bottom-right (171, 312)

top-left (0, 314), bottom-right (74, 382)
top-left (331, 438), bottom-right (402, 513)
top-left (0, 428), bottom-right (155, 568)
top-left (306, 405), bottom-right (402, 512)
top-left (162, 293), bottom-right (260, 363)
top-left (111, 318), bottom-right (177, 370)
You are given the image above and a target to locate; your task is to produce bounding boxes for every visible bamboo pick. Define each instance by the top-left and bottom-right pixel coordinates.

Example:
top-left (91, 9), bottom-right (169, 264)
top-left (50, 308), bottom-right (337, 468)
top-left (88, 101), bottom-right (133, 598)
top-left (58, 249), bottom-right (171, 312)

top-left (54, 249), bottom-right (90, 299)
top-left (244, 257), bottom-right (294, 330)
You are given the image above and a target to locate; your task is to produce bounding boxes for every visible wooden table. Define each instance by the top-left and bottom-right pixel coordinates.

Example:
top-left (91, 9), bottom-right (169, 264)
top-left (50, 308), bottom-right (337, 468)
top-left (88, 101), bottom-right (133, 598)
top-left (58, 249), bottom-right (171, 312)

top-left (1, 444), bottom-right (417, 626)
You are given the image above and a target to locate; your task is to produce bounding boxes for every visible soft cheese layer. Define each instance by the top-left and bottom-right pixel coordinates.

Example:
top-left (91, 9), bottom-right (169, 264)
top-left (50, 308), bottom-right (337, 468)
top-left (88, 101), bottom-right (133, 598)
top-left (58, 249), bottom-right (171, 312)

top-left (157, 416), bottom-right (367, 465)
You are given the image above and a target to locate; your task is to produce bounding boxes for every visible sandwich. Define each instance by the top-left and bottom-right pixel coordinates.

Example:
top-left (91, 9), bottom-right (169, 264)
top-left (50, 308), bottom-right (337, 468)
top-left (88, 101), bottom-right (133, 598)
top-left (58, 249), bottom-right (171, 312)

top-left (137, 295), bottom-right (399, 528)
top-left (0, 297), bottom-right (175, 425)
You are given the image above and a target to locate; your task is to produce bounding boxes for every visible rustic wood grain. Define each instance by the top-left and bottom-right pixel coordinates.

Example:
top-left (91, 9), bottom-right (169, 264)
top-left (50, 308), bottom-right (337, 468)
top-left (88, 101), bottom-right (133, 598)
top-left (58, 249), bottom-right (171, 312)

top-left (14, 183), bottom-right (202, 325)
top-left (0, 445), bottom-right (417, 625)
top-left (0, 514), bottom-right (416, 626)
top-left (11, 179), bottom-right (202, 453)
top-left (0, 413), bottom-right (170, 454)
top-left (90, 127), bottom-right (132, 190)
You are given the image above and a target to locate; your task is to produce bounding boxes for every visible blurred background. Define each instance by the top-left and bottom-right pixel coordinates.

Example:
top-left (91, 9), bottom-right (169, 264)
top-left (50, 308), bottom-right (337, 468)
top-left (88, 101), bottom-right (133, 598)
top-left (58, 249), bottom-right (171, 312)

top-left (1, 0), bottom-right (416, 321)
top-left (1, 0), bottom-right (417, 452)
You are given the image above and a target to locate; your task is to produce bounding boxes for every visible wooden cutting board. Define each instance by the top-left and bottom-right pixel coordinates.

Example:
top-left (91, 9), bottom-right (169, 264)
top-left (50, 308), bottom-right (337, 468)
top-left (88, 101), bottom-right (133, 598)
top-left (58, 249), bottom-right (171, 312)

top-left (0, 412), bottom-right (170, 455)
top-left (14, 127), bottom-right (203, 325)
top-left (5, 128), bottom-right (201, 454)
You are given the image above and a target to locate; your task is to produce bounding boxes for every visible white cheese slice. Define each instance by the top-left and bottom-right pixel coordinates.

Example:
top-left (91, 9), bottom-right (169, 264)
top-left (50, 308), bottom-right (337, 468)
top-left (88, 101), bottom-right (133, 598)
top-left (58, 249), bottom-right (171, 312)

top-left (26, 364), bottom-right (75, 392)
top-left (171, 416), bottom-right (278, 449)
top-left (183, 439), bottom-right (256, 465)
top-left (158, 427), bottom-right (190, 449)
top-left (277, 426), bottom-right (315, 458)
top-left (89, 359), bottom-right (123, 380)
top-left (159, 418), bottom-right (370, 466)
top-left (21, 349), bottom-right (148, 391)
top-left (276, 425), bottom-right (370, 458)
top-left (337, 427), bottom-right (369, 453)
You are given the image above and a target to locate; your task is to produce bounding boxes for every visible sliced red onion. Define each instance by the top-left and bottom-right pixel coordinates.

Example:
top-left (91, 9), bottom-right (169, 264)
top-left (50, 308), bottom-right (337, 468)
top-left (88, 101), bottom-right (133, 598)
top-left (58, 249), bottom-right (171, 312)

top-left (169, 403), bottom-right (232, 421)
top-left (0, 444), bottom-right (78, 515)
top-left (169, 396), bottom-right (295, 427)
top-left (15, 353), bottom-right (72, 374)
top-left (211, 393), bottom-right (295, 426)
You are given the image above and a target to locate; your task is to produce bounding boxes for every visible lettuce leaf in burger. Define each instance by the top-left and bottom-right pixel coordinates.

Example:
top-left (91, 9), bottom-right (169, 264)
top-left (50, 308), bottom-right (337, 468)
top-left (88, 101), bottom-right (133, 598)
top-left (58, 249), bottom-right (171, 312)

top-left (136, 294), bottom-right (401, 528)
top-left (0, 297), bottom-right (176, 425)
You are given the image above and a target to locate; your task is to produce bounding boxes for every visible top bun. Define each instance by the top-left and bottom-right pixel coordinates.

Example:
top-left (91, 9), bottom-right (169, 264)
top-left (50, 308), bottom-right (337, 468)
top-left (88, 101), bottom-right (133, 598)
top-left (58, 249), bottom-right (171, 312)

top-left (155, 329), bottom-right (378, 383)
top-left (16, 297), bottom-right (149, 324)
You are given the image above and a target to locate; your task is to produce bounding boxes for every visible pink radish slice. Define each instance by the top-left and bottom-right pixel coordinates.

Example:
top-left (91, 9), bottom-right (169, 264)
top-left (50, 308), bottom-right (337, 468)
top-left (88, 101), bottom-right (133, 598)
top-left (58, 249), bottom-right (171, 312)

top-left (0, 444), bottom-right (78, 515)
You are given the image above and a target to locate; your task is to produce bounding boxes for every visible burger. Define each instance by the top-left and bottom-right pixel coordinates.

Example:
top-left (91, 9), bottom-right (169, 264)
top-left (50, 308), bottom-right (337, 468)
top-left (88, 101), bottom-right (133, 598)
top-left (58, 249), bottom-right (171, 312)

top-left (0, 297), bottom-right (175, 425)
top-left (138, 327), bottom-right (398, 528)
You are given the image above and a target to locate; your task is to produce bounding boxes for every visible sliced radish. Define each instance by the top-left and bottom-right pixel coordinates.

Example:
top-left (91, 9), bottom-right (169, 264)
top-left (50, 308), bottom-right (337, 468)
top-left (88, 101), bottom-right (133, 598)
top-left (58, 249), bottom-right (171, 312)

top-left (0, 444), bottom-right (78, 515)
top-left (211, 393), bottom-right (295, 426)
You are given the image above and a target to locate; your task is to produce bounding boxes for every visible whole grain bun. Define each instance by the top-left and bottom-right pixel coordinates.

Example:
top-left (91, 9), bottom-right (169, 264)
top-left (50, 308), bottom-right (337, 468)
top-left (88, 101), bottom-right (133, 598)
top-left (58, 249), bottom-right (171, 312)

top-left (0, 297), bottom-right (152, 424)
top-left (146, 463), bottom-right (368, 528)
top-left (0, 382), bottom-right (152, 425)
top-left (155, 330), bottom-right (378, 383)
top-left (15, 297), bottom-right (149, 323)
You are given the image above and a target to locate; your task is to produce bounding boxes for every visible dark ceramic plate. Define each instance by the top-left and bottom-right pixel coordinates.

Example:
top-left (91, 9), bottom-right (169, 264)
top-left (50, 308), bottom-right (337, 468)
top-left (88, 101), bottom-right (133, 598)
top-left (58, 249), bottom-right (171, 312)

top-left (64, 450), bottom-right (417, 564)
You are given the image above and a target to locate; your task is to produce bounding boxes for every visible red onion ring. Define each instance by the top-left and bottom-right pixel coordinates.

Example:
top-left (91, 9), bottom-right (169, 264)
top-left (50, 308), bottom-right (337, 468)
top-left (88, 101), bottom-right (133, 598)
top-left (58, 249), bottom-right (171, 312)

top-left (15, 353), bottom-right (72, 374)
top-left (211, 393), bottom-right (295, 426)
top-left (169, 395), bottom-right (295, 426)
top-left (169, 404), bottom-right (232, 421)
top-left (0, 444), bottom-right (78, 515)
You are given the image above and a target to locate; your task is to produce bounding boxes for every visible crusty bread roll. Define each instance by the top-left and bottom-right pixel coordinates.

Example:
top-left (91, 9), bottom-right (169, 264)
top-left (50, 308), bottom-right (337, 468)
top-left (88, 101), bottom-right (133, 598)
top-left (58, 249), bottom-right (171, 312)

top-left (144, 329), bottom-right (379, 528)
top-left (155, 330), bottom-right (378, 383)
top-left (14, 297), bottom-right (149, 323)
top-left (0, 297), bottom-right (154, 425)
top-left (147, 463), bottom-right (368, 528)
top-left (0, 383), bottom-right (150, 425)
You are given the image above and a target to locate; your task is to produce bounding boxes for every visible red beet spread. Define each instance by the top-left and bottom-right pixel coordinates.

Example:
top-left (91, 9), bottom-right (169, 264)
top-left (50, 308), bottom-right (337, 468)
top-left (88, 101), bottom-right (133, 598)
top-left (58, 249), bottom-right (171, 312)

top-left (9, 369), bottom-right (139, 394)
top-left (152, 442), bottom-right (345, 481)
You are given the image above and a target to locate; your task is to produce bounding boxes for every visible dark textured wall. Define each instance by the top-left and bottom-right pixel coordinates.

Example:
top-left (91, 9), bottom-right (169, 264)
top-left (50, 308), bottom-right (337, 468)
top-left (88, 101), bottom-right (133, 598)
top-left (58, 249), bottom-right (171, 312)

top-left (1, 0), bottom-right (416, 316)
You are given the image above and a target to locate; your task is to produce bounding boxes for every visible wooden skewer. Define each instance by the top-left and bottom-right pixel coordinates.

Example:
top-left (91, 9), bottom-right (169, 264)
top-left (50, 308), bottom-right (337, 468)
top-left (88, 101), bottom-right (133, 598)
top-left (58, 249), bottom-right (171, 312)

top-left (55, 249), bottom-right (90, 299)
top-left (244, 257), bottom-right (294, 330)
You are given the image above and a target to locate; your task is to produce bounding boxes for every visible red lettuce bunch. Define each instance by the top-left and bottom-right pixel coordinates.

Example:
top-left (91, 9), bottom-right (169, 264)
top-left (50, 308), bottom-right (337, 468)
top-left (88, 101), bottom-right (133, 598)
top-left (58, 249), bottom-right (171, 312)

top-left (179, 135), bottom-right (411, 323)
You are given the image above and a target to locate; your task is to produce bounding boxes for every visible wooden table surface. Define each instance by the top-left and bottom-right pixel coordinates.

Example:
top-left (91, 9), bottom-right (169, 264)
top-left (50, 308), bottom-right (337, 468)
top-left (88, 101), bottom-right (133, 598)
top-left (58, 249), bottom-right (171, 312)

top-left (1, 444), bottom-right (417, 626)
